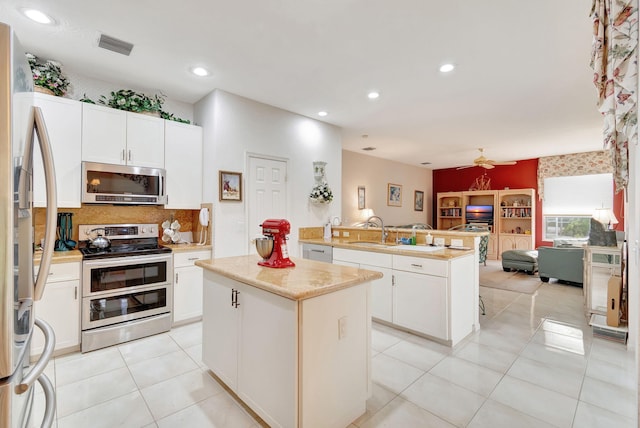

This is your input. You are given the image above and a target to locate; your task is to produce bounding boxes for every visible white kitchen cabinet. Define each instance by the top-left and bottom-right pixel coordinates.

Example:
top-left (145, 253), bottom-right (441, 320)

top-left (82, 103), bottom-right (164, 168)
top-left (31, 262), bottom-right (80, 357)
top-left (172, 250), bottom-right (210, 325)
top-left (33, 93), bottom-right (82, 207)
top-left (164, 121), bottom-right (203, 208)
top-left (333, 248), bottom-right (393, 322)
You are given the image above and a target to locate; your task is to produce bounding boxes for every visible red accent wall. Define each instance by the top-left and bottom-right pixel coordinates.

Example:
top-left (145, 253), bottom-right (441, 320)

top-left (432, 158), bottom-right (624, 248)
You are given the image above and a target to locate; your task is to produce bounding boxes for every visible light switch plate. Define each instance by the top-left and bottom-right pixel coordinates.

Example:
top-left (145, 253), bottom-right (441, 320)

top-left (434, 237), bottom-right (445, 246)
top-left (451, 238), bottom-right (463, 247)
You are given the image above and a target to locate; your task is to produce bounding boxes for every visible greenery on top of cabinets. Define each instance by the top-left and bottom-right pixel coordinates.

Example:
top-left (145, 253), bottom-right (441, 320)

top-left (26, 53), bottom-right (70, 97)
top-left (99, 89), bottom-right (165, 113)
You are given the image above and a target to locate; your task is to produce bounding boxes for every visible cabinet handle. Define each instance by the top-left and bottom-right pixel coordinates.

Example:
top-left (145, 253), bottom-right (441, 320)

top-left (392, 275), bottom-right (395, 286)
top-left (611, 298), bottom-right (616, 310)
top-left (411, 263), bottom-right (423, 268)
top-left (175, 273), bottom-right (179, 283)
top-left (121, 149), bottom-right (126, 161)
top-left (128, 149), bottom-right (132, 162)
top-left (231, 289), bottom-right (235, 307)
top-left (74, 286), bottom-right (77, 300)
top-left (188, 257), bottom-right (199, 261)
top-left (311, 249), bottom-right (325, 253)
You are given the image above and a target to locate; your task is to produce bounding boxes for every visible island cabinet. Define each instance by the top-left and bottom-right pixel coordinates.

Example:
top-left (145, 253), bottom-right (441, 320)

top-left (81, 103), bottom-right (165, 168)
top-left (200, 256), bottom-right (375, 428)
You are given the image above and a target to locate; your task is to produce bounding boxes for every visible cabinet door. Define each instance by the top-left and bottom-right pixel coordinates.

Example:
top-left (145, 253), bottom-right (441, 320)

top-left (202, 274), bottom-right (239, 390)
top-left (237, 284), bottom-right (297, 428)
top-left (164, 122), bottom-right (203, 208)
top-left (393, 271), bottom-right (448, 340)
top-left (126, 113), bottom-right (165, 168)
top-left (31, 280), bottom-right (80, 356)
top-left (173, 265), bottom-right (204, 324)
top-left (81, 103), bottom-right (127, 164)
top-left (33, 94), bottom-right (82, 207)
top-left (514, 236), bottom-right (533, 250)
top-left (364, 264), bottom-right (393, 322)
top-left (498, 236), bottom-right (516, 254)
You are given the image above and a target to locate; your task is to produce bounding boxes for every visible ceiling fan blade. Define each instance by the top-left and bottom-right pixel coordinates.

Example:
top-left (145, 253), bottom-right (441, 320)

top-left (491, 161), bottom-right (517, 166)
top-left (481, 164), bottom-right (495, 169)
top-left (456, 165), bottom-right (475, 170)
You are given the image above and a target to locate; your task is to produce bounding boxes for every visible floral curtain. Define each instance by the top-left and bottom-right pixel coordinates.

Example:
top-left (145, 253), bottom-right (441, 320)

top-left (537, 150), bottom-right (612, 199)
top-left (590, 0), bottom-right (638, 191)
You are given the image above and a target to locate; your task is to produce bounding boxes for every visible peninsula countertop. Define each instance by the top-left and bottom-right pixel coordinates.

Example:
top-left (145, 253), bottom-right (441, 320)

top-left (299, 237), bottom-right (475, 260)
top-left (196, 255), bottom-right (383, 301)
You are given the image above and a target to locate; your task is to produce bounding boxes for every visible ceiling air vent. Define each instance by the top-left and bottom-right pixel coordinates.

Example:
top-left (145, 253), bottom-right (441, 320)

top-left (362, 147), bottom-right (376, 151)
top-left (98, 34), bottom-right (134, 56)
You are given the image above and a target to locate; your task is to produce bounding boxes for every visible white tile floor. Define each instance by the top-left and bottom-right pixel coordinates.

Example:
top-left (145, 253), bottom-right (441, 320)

top-left (30, 262), bottom-right (637, 427)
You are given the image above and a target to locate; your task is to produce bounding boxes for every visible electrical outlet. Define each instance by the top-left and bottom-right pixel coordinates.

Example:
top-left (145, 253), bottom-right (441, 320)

top-left (343, 231), bottom-right (350, 237)
top-left (338, 316), bottom-right (347, 339)
top-left (333, 230), bottom-right (339, 237)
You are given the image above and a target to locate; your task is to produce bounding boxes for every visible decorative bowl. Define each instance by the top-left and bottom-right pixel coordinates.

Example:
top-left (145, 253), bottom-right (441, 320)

top-left (255, 237), bottom-right (274, 259)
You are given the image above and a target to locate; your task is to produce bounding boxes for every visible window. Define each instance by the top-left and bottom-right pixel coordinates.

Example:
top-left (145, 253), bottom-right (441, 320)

top-left (542, 174), bottom-right (613, 241)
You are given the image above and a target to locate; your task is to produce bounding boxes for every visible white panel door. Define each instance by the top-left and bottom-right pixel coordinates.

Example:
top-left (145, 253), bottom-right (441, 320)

top-left (248, 156), bottom-right (288, 251)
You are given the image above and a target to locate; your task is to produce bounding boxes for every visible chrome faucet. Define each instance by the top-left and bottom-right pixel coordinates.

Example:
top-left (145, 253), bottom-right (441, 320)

top-left (366, 215), bottom-right (387, 243)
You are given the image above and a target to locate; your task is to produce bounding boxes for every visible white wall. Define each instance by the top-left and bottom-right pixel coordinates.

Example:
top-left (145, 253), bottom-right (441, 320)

top-left (341, 150), bottom-right (433, 227)
top-left (195, 90), bottom-right (342, 258)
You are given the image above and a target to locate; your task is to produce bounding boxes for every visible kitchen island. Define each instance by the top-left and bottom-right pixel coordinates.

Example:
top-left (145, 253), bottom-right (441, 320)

top-left (196, 255), bottom-right (383, 428)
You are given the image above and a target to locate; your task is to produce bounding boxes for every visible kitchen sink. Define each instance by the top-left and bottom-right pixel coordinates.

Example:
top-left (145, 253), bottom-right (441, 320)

top-left (346, 241), bottom-right (392, 248)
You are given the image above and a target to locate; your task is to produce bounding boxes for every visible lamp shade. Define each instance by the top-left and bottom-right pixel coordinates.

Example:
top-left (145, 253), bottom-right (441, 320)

top-left (593, 207), bottom-right (618, 227)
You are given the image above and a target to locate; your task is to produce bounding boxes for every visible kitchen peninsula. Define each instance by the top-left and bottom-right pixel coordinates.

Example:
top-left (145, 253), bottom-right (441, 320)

top-left (196, 255), bottom-right (383, 428)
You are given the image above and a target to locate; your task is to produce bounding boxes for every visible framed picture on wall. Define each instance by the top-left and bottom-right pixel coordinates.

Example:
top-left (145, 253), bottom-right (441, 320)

top-left (358, 186), bottom-right (366, 209)
top-left (219, 171), bottom-right (242, 201)
top-left (414, 190), bottom-right (424, 211)
top-left (387, 183), bottom-right (402, 207)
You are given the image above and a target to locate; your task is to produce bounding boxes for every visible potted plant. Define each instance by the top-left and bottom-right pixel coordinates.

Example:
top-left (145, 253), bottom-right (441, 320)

top-left (99, 89), bottom-right (165, 116)
top-left (26, 53), bottom-right (70, 97)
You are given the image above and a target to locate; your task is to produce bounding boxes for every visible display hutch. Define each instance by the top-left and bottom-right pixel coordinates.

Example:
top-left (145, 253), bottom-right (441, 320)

top-left (497, 189), bottom-right (535, 252)
top-left (462, 191), bottom-right (498, 259)
top-left (436, 192), bottom-right (463, 230)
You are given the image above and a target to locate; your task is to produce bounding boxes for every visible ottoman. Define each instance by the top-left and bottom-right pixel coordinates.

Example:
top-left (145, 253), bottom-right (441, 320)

top-left (501, 249), bottom-right (538, 275)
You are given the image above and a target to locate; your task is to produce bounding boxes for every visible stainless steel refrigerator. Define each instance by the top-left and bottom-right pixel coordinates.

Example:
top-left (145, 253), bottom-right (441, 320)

top-left (0, 22), bottom-right (59, 428)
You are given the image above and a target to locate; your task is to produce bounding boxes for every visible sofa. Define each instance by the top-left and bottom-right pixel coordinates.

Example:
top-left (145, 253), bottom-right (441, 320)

top-left (537, 245), bottom-right (584, 285)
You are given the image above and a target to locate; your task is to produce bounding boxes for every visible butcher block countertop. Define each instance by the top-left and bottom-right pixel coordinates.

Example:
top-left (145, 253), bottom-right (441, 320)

top-left (196, 255), bottom-right (383, 301)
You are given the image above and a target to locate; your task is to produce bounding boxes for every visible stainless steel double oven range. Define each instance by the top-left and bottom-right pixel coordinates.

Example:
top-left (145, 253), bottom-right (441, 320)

top-left (78, 223), bottom-right (173, 353)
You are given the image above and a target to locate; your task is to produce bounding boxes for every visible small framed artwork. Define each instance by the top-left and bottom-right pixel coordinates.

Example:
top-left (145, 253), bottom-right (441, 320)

top-left (387, 183), bottom-right (402, 207)
top-left (414, 190), bottom-right (424, 211)
top-left (358, 186), bottom-right (366, 209)
top-left (219, 171), bottom-right (242, 201)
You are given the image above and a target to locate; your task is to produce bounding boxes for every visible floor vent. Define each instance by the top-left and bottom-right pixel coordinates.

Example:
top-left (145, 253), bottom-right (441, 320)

top-left (98, 34), bottom-right (134, 56)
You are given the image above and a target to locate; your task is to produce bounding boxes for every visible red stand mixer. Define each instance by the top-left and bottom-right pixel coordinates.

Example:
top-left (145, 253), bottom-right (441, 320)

top-left (256, 219), bottom-right (296, 268)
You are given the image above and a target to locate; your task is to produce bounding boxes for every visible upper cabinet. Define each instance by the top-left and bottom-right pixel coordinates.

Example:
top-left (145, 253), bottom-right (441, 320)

top-left (164, 121), bottom-right (203, 209)
top-left (81, 103), bottom-right (165, 168)
top-left (33, 93), bottom-right (82, 208)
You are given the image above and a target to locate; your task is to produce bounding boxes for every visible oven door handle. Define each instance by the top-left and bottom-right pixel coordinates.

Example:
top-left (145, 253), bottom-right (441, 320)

top-left (83, 254), bottom-right (172, 268)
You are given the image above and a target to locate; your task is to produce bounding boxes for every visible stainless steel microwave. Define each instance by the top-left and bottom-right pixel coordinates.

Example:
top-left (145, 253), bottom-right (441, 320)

top-left (82, 161), bottom-right (167, 205)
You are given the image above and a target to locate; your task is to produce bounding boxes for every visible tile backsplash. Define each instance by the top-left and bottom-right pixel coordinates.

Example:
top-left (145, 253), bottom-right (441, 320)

top-left (34, 205), bottom-right (200, 245)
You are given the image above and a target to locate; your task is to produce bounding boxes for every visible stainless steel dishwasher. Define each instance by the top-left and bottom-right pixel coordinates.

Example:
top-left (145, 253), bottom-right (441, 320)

top-left (302, 243), bottom-right (333, 263)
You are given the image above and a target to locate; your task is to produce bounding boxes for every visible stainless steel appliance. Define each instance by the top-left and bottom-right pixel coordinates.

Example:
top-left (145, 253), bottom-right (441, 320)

top-left (0, 22), bottom-right (57, 428)
top-left (78, 224), bottom-right (173, 352)
top-left (82, 161), bottom-right (168, 205)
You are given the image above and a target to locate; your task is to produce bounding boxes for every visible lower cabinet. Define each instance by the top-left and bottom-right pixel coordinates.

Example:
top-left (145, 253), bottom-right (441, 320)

top-left (499, 234), bottom-right (533, 253)
top-left (32, 262), bottom-right (80, 357)
top-left (203, 270), bottom-right (369, 428)
top-left (173, 250), bottom-right (211, 325)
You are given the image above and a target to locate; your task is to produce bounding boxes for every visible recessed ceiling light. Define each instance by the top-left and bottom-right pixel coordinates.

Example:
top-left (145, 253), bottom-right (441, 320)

top-left (22, 9), bottom-right (54, 24)
top-left (318, 111), bottom-right (328, 117)
top-left (367, 91), bottom-right (380, 99)
top-left (191, 67), bottom-right (210, 77)
top-left (439, 63), bottom-right (455, 73)
top-left (420, 161), bottom-right (432, 165)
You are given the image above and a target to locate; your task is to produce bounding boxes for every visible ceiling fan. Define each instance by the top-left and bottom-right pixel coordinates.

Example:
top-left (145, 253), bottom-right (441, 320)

top-left (456, 148), bottom-right (517, 170)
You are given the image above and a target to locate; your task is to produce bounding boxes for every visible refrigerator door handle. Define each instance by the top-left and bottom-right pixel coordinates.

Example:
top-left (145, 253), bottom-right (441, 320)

top-left (17, 318), bottom-right (55, 394)
top-left (32, 106), bottom-right (58, 301)
top-left (36, 373), bottom-right (56, 428)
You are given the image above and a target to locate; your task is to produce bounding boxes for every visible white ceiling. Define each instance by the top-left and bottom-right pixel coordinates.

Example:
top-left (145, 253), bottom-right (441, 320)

top-left (1, 0), bottom-right (603, 170)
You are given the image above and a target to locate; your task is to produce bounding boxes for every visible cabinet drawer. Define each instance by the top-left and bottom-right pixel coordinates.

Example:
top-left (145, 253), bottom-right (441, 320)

top-left (393, 255), bottom-right (447, 277)
top-left (34, 262), bottom-right (80, 282)
top-left (333, 248), bottom-right (392, 268)
top-left (174, 250), bottom-right (211, 268)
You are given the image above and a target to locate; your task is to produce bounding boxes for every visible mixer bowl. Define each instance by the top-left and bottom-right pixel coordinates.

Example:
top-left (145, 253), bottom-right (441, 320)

top-left (255, 237), bottom-right (274, 259)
